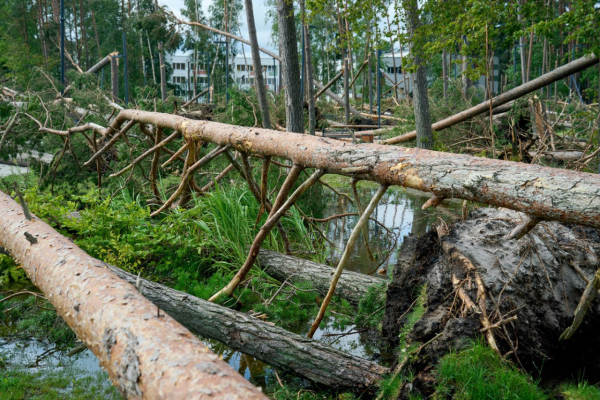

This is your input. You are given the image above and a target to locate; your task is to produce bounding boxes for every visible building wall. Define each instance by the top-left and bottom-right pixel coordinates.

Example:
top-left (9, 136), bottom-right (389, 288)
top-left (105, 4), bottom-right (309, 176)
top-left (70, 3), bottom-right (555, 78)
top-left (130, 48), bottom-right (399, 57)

top-left (379, 52), bottom-right (500, 97)
top-left (165, 52), bottom-right (280, 100)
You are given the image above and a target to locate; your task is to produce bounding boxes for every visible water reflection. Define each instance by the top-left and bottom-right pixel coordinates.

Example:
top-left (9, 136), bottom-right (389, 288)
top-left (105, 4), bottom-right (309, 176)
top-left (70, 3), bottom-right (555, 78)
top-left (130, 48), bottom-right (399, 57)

top-left (324, 186), bottom-right (460, 276)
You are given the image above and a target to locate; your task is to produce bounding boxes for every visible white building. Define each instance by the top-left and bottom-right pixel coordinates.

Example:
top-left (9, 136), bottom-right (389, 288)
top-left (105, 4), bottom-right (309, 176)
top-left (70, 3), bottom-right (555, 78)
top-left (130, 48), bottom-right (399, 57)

top-left (165, 51), bottom-right (280, 100)
top-left (380, 50), bottom-right (499, 97)
top-left (166, 51), bottom-right (209, 100)
top-left (232, 54), bottom-right (280, 92)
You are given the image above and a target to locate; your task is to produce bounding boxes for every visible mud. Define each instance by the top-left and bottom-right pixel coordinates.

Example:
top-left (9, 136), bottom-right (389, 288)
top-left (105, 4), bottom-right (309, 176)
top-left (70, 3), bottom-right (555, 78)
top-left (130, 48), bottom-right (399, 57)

top-left (383, 208), bottom-right (600, 395)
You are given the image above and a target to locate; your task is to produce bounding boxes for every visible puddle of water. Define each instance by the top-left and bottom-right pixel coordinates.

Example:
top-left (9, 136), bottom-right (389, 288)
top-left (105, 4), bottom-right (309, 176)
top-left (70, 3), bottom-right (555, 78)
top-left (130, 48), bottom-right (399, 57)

top-left (324, 186), bottom-right (461, 276)
top-left (0, 340), bottom-right (103, 377)
top-left (0, 163), bottom-right (28, 177)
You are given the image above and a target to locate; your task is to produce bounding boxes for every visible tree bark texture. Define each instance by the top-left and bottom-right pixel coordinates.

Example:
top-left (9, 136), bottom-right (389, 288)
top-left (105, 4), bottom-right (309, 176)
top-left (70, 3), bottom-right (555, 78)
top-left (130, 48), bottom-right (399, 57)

top-left (276, 0), bottom-right (303, 133)
top-left (313, 79), bottom-right (363, 117)
top-left (0, 191), bottom-right (265, 399)
top-left (105, 260), bottom-right (388, 390)
top-left (382, 54), bottom-right (599, 144)
top-left (402, 0), bottom-right (433, 149)
top-left (257, 249), bottom-right (385, 305)
top-left (110, 56), bottom-right (119, 102)
top-left (99, 109), bottom-right (600, 230)
top-left (315, 70), bottom-right (343, 99)
top-left (304, 25), bottom-right (316, 135)
top-left (244, 0), bottom-right (272, 129)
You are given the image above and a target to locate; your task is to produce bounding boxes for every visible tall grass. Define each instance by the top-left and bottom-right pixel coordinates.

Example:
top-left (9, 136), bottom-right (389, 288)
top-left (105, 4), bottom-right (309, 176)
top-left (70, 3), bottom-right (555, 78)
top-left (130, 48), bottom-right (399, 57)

top-left (435, 341), bottom-right (547, 399)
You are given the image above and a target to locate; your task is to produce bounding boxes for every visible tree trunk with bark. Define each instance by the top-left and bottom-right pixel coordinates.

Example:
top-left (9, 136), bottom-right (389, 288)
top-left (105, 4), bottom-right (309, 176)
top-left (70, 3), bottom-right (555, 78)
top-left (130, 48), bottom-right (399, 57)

top-left (159, 43), bottom-right (167, 102)
top-left (0, 190), bottom-right (265, 399)
top-left (402, 0), bottom-right (433, 149)
top-left (106, 260), bottom-right (388, 391)
top-left (276, 0), bottom-right (303, 132)
top-left (73, 109), bottom-right (600, 230)
top-left (244, 0), bottom-right (271, 129)
top-left (258, 249), bottom-right (384, 305)
top-left (110, 55), bottom-right (119, 102)
top-left (304, 21), bottom-right (316, 135)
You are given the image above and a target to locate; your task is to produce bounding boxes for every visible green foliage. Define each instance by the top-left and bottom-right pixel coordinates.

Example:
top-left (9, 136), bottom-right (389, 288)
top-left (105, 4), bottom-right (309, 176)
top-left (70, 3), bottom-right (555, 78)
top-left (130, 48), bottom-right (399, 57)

top-left (559, 381), bottom-right (600, 400)
top-left (354, 282), bottom-right (387, 329)
top-left (0, 356), bottom-right (121, 399)
top-left (0, 254), bottom-right (25, 284)
top-left (0, 294), bottom-right (73, 346)
top-left (435, 341), bottom-right (547, 399)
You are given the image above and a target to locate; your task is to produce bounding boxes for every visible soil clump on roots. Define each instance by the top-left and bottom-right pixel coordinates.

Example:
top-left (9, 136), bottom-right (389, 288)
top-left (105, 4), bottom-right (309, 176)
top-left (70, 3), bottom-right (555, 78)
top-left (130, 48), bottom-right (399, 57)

top-left (382, 208), bottom-right (600, 397)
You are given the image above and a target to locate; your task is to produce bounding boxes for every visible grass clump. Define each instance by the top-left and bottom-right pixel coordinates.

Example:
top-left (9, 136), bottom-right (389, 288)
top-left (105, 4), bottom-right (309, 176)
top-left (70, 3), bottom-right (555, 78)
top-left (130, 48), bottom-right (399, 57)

top-left (435, 341), bottom-right (546, 399)
top-left (0, 360), bottom-right (121, 399)
top-left (559, 381), bottom-right (600, 400)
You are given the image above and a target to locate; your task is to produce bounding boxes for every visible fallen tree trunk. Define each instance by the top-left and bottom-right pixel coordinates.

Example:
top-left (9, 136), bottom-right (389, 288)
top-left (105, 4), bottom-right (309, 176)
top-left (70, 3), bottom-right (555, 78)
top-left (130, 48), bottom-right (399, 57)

top-left (105, 260), bottom-right (388, 391)
top-left (315, 70), bottom-right (344, 99)
top-left (378, 54), bottom-right (599, 144)
top-left (258, 249), bottom-right (385, 305)
top-left (529, 150), bottom-right (585, 161)
top-left (61, 52), bottom-right (117, 97)
top-left (0, 190), bottom-right (265, 399)
top-left (382, 208), bottom-right (600, 396)
top-left (96, 109), bottom-right (600, 229)
top-left (313, 79), bottom-right (363, 118)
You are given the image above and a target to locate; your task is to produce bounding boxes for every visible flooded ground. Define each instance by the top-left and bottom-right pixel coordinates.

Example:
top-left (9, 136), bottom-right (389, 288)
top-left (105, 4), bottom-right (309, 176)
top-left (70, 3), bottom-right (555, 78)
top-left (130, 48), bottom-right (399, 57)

top-left (0, 163), bottom-right (28, 177)
top-left (0, 177), bottom-right (462, 395)
top-left (324, 185), bottom-right (462, 276)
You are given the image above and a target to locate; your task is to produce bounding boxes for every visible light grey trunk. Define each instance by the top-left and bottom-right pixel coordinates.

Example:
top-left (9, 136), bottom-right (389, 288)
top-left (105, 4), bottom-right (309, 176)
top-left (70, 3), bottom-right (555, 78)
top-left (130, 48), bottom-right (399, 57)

top-left (258, 249), bottom-right (384, 305)
top-left (244, 0), bottom-right (272, 129)
top-left (159, 43), bottom-right (167, 102)
top-left (110, 56), bottom-right (119, 102)
top-left (344, 56), bottom-right (350, 124)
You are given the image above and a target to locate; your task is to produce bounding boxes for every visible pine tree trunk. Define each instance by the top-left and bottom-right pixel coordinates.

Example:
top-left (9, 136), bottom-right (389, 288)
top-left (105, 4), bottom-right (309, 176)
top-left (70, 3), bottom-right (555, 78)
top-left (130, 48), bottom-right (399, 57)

top-left (276, 0), bottom-right (303, 133)
top-left (244, 0), bottom-right (271, 129)
top-left (305, 26), bottom-right (316, 135)
top-left (159, 43), bottom-right (167, 102)
top-left (402, 0), bottom-right (433, 149)
top-left (79, 0), bottom-right (89, 69)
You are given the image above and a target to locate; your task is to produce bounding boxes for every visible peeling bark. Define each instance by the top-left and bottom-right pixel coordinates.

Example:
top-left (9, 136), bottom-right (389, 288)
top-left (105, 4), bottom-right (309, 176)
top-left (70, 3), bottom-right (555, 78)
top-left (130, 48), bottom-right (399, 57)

top-left (0, 190), bottom-right (265, 399)
top-left (92, 110), bottom-right (600, 230)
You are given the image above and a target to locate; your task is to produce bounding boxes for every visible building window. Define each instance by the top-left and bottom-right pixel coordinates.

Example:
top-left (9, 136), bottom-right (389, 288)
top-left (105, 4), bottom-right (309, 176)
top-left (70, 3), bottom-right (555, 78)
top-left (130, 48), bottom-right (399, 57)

top-left (387, 66), bottom-right (402, 74)
top-left (173, 76), bottom-right (186, 84)
top-left (172, 62), bottom-right (186, 70)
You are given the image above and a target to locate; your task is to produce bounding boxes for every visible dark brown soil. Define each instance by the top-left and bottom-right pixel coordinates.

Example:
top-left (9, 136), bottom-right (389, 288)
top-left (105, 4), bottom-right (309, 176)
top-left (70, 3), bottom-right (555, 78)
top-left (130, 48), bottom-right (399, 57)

top-left (382, 208), bottom-right (600, 395)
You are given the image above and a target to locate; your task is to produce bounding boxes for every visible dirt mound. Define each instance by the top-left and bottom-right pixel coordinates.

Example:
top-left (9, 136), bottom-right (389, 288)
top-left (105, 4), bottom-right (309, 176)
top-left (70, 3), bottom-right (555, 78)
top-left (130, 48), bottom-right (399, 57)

top-left (383, 208), bottom-right (600, 394)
